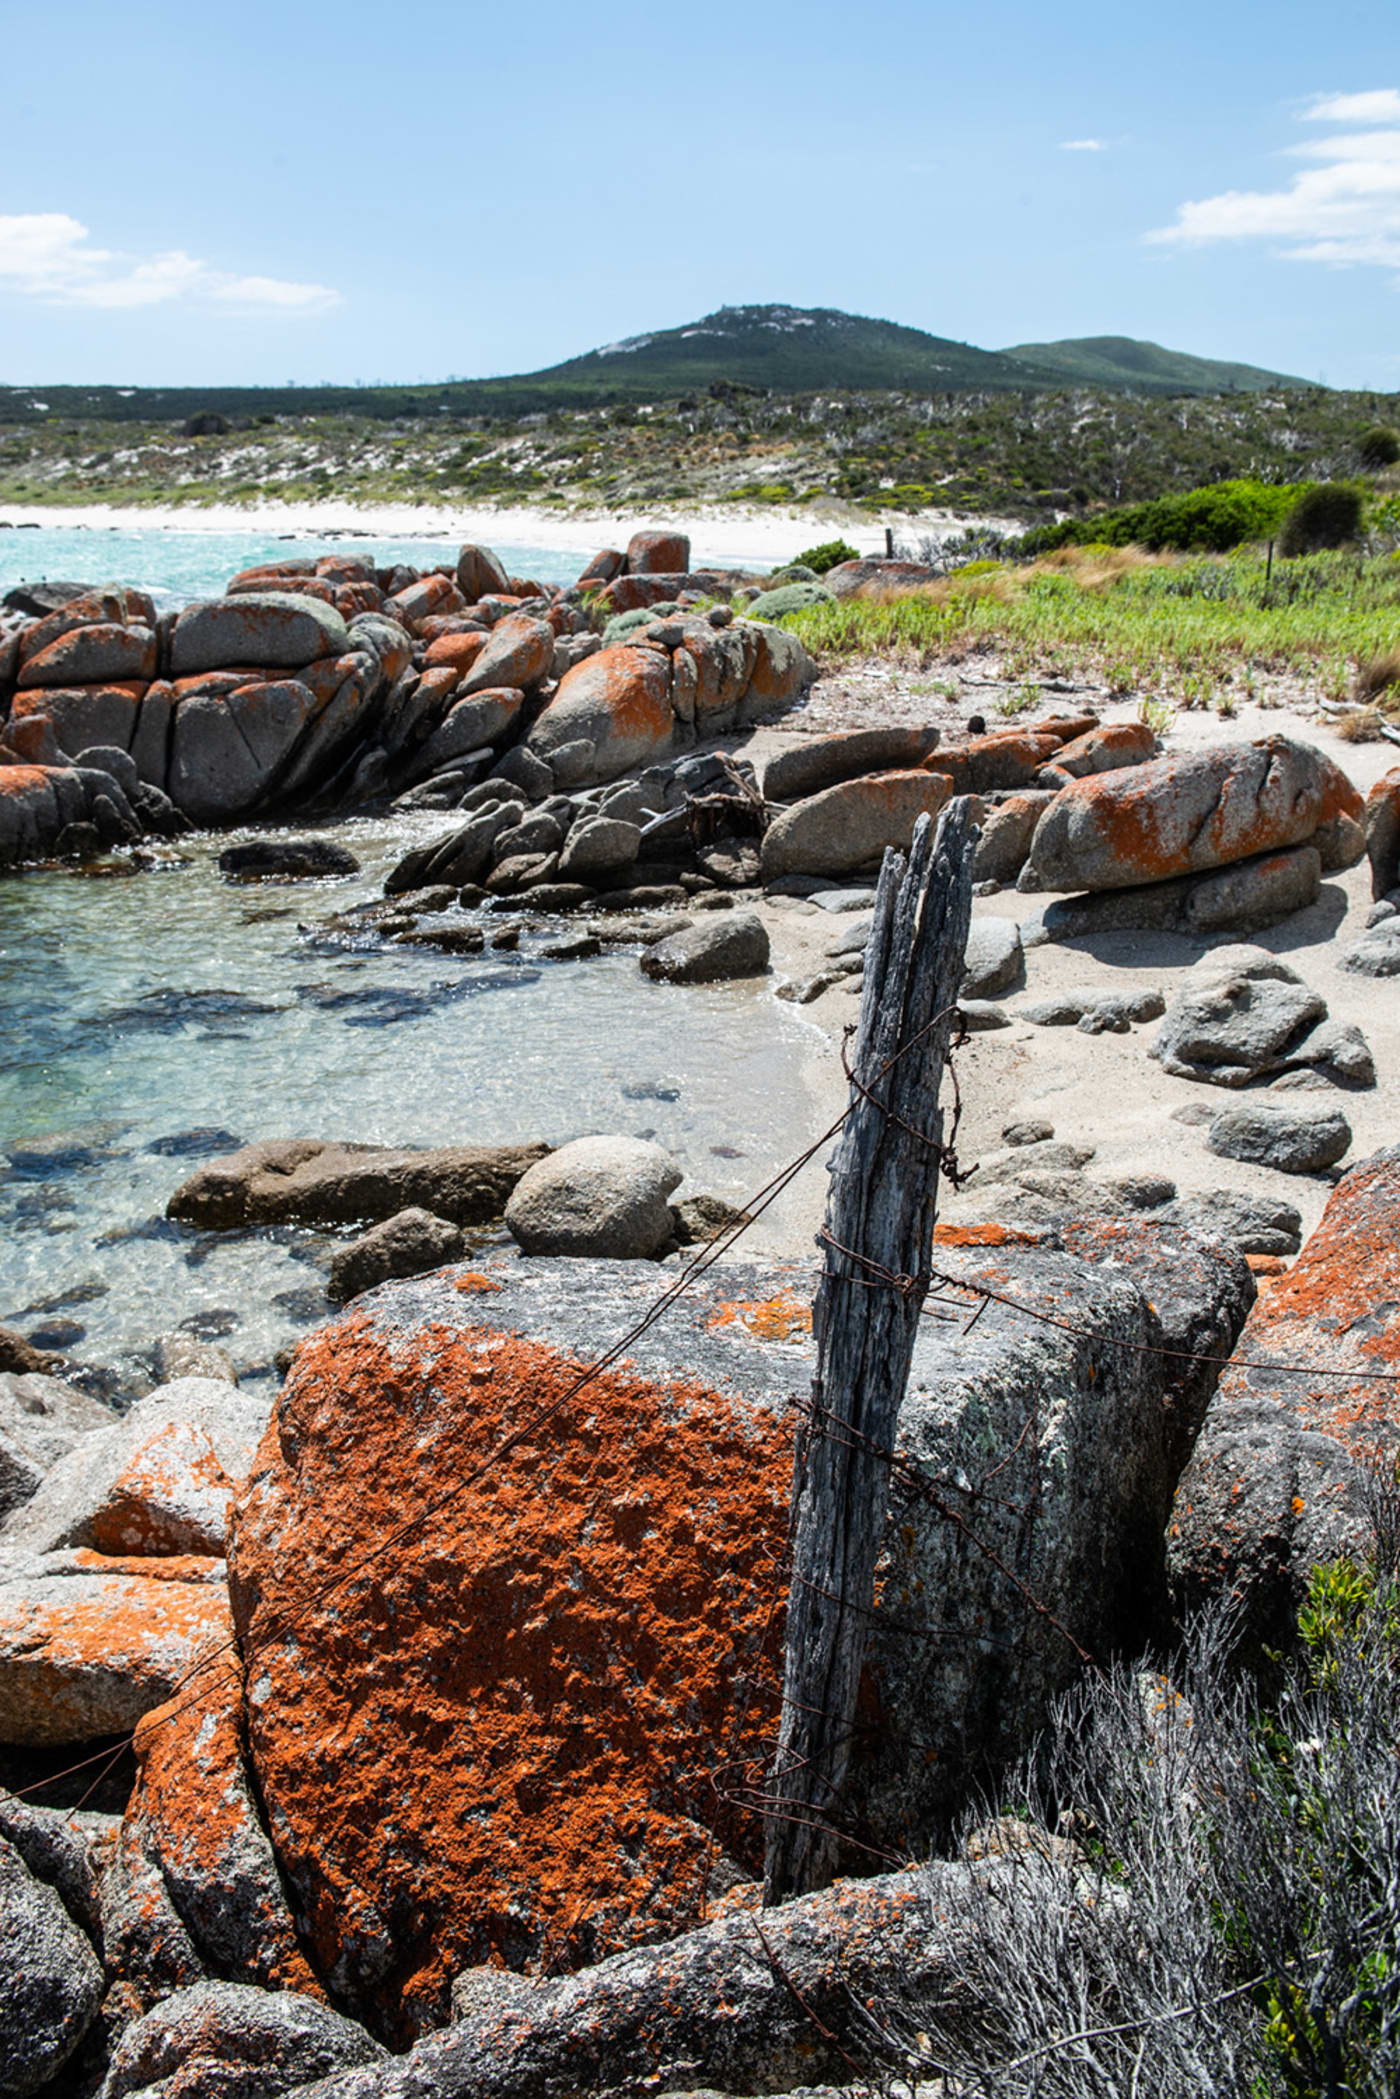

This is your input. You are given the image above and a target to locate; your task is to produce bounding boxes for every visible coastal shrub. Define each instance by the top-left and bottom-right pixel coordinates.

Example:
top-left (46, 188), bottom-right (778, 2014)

top-left (860, 1546), bottom-right (1400, 2096)
top-left (792, 537), bottom-right (859, 573)
top-left (746, 580), bottom-right (835, 620)
top-left (1279, 481), bottom-right (1365, 556)
top-left (1359, 424), bottom-right (1400, 470)
top-left (1016, 479), bottom-right (1304, 558)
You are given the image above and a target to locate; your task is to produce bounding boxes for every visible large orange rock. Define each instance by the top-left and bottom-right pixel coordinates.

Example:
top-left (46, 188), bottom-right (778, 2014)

top-left (527, 643), bottom-right (676, 783)
top-left (626, 528), bottom-right (690, 574)
top-left (925, 730), bottom-right (1062, 796)
top-left (1169, 1143), bottom-right (1400, 1650)
top-left (17, 621), bottom-right (157, 690)
top-left (1022, 735), bottom-right (1336, 893)
top-left (760, 769), bottom-right (953, 878)
top-left (229, 1279), bottom-right (791, 2035)
top-left (456, 613), bottom-right (554, 697)
top-left (9, 680), bottom-right (147, 756)
top-left (423, 629), bottom-right (489, 678)
top-left (0, 1553), bottom-right (230, 1743)
top-left (387, 574), bottom-right (467, 632)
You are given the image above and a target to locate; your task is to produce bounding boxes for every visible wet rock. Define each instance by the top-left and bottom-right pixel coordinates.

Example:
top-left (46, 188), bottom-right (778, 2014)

top-left (104, 1982), bottom-right (384, 2099)
top-left (1205, 1101), bottom-right (1352, 1175)
top-left (639, 912), bottom-right (769, 983)
top-left (1169, 1144), bottom-right (1400, 1650)
top-left (0, 1831), bottom-right (103, 2095)
top-left (959, 916), bottom-right (1023, 999)
top-left (150, 1335), bottom-right (239, 1386)
top-left (327, 1208), bottom-right (465, 1302)
top-left (218, 838), bottom-right (360, 880)
top-left (0, 1554), bottom-right (231, 1744)
top-left (759, 770), bottom-right (953, 880)
top-left (0, 1326), bottom-right (58, 1377)
top-left (761, 727), bottom-right (942, 804)
top-left (1023, 737), bottom-right (1342, 893)
top-left (670, 1194), bottom-right (747, 1245)
top-left (504, 1138), bottom-right (682, 1258)
top-left (167, 1137), bottom-right (549, 1230)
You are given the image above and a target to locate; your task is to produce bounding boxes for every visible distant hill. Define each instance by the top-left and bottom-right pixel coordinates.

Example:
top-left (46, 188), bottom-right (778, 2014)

top-left (0, 308), bottom-right (1322, 427)
top-left (1001, 335), bottom-right (1312, 395)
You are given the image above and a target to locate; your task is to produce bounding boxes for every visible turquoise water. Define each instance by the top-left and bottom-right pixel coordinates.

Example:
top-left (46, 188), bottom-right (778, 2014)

top-left (0, 524), bottom-right (588, 605)
top-left (0, 530), bottom-right (822, 1397)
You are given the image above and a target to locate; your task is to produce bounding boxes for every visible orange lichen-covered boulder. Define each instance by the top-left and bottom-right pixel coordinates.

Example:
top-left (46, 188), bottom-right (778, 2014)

top-left (387, 574), bottom-right (468, 632)
top-left (17, 620), bottom-right (157, 690)
top-left (0, 1552), bottom-right (231, 1743)
top-left (527, 643), bottom-right (676, 783)
top-left (925, 730), bottom-right (1062, 797)
top-left (1021, 735), bottom-right (1338, 893)
top-left (228, 1260), bottom-right (794, 2036)
top-left (456, 613), bottom-right (554, 698)
top-left (626, 528), bottom-right (691, 575)
top-left (455, 543), bottom-right (511, 603)
top-left (1363, 766), bottom-right (1400, 897)
top-left (1037, 718), bottom-right (1158, 788)
top-left (111, 1644), bottom-right (324, 2004)
top-left (9, 680), bottom-right (147, 757)
top-left (1168, 1143), bottom-right (1400, 1650)
top-left (760, 768), bottom-right (953, 878)
top-left (422, 629), bottom-right (489, 679)
top-left (170, 595), bottom-right (350, 677)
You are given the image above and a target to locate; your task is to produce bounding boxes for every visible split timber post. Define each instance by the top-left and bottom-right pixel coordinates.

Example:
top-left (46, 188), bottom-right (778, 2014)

top-left (763, 796), bottom-right (976, 1905)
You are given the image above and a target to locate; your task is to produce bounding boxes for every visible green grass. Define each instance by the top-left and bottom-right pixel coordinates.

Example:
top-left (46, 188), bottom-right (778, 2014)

top-left (783, 545), bottom-right (1400, 694)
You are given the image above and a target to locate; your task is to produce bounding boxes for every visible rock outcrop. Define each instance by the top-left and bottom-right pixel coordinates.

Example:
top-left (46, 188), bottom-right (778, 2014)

top-left (166, 1137), bottom-right (549, 1230)
top-left (1169, 1144), bottom-right (1400, 1651)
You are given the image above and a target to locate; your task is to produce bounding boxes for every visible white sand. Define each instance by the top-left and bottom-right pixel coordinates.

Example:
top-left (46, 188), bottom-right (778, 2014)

top-left (0, 497), bottom-right (1016, 572)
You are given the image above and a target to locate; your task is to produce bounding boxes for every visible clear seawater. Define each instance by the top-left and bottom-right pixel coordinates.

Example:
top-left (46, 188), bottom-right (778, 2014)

top-left (0, 531), bottom-right (824, 1398)
top-left (0, 523), bottom-right (589, 606)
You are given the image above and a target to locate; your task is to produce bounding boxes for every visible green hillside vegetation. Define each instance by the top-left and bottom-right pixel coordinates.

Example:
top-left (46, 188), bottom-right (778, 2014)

top-left (0, 306), bottom-right (1322, 430)
top-left (1003, 335), bottom-right (1311, 394)
top-left (1, 381), bottom-right (1394, 523)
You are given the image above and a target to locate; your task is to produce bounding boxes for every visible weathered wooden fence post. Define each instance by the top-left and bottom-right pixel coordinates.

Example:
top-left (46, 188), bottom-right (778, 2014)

top-left (763, 796), bottom-right (976, 1905)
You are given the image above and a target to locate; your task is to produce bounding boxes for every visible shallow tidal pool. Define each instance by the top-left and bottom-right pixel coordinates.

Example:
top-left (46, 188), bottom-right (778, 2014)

top-left (0, 817), bottom-right (824, 1397)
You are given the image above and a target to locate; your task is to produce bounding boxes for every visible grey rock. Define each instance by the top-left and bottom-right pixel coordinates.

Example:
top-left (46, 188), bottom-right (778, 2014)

top-left (1206, 1102), bottom-right (1352, 1175)
top-left (559, 816), bottom-right (642, 879)
top-left (170, 594), bottom-right (349, 676)
top-left (974, 1139), bottom-right (1096, 1186)
top-left (1156, 1189), bottom-right (1303, 1256)
top-left (0, 1374), bottom-right (114, 1524)
top-left (973, 790), bottom-right (1054, 884)
top-left (504, 1137), bottom-right (683, 1259)
top-left (1037, 844), bottom-right (1322, 936)
top-left (960, 916), bottom-right (1023, 999)
top-left (492, 812), bottom-right (565, 862)
top-left (168, 1137), bottom-right (548, 1230)
top-left (0, 1789), bottom-right (109, 1944)
top-left (150, 1335), bottom-right (239, 1386)
top-left (1021, 985), bottom-right (1164, 1030)
top-left (490, 745), bottom-right (554, 801)
top-left (0, 1831), bottom-right (103, 2095)
top-left (670, 1194), bottom-right (747, 1245)
top-left (1152, 971), bottom-right (1328, 1088)
top-left (168, 680), bottom-right (320, 824)
top-left (300, 1865), bottom-right (1001, 2099)
top-left (1106, 1174), bottom-right (1177, 1211)
top-left (327, 1208), bottom-right (465, 1303)
top-left (955, 999), bottom-right (1011, 1030)
top-left (775, 970), bottom-right (844, 1003)
top-left (761, 727), bottom-right (941, 804)
top-left (760, 771), bottom-right (951, 880)
top-left (639, 912), bottom-right (770, 984)
top-left (806, 887), bottom-right (878, 912)
top-left (1002, 1119), bottom-right (1054, 1147)
top-left (102, 1981), bottom-right (384, 2099)
top-left (3, 1377), bottom-right (269, 1559)
top-left (1339, 919), bottom-right (1400, 976)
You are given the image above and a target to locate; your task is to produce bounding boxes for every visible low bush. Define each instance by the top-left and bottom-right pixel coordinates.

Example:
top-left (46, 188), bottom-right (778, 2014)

top-left (1279, 481), bottom-right (1365, 556)
top-left (1359, 424), bottom-right (1400, 470)
top-left (1015, 479), bottom-right (1303, 558)
top-left (791, 537), bottom-right (860, 573)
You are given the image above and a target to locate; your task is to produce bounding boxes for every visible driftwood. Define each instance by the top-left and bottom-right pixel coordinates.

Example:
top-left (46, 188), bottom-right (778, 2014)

top-left (764, 797), bottom-right (977, 1904)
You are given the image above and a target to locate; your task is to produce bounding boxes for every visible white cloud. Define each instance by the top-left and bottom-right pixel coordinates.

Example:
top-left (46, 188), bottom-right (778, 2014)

top-left (1149, 92), bottom-right (1400, 272)
top-left (1060, 138), bottom-right (1105, 152)
top-left (1305, 88), bottom-right (1400, 125)
top-left (0, 212), bottom-right (340, 313)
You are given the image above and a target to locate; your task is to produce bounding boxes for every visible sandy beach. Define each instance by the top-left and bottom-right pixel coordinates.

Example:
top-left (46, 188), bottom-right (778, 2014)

top-left (0, 497), bottom-right (1014, 572)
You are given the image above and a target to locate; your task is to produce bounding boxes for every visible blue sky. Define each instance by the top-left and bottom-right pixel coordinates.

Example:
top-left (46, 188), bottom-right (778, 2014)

top-left (2, 0), bottom-right (1396, 391)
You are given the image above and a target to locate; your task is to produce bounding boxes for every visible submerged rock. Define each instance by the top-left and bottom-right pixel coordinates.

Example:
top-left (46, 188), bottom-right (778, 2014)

top-left (327, 1208), bottom-right (465, 1302)
top-left (167, 1137), bottom-right (549, 1230)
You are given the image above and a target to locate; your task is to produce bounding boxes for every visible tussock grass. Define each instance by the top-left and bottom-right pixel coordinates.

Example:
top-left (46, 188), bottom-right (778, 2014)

top-left (1354, 648), bottom-right (1400, 703)
top-left (787, 546), bottom-right (1400, 694)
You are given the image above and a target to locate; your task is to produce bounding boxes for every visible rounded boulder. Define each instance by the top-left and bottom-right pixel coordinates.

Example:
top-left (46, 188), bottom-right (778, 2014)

top-left (505, 1136), bottom-right (682, 1258)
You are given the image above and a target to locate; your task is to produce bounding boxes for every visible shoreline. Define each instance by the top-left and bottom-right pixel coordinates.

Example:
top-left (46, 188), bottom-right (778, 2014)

top-left (0, 496), bottom-right (1015, 570)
